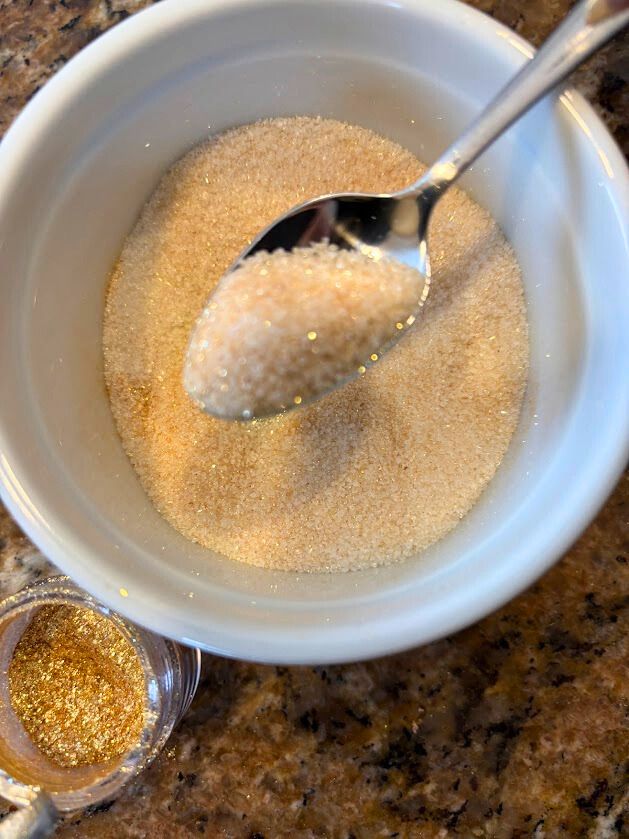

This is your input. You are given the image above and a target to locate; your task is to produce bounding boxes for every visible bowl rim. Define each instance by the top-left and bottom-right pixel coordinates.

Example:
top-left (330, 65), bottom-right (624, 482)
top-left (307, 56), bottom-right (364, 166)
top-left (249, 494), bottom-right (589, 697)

top-left (0, 0), bottom-right (628, 664)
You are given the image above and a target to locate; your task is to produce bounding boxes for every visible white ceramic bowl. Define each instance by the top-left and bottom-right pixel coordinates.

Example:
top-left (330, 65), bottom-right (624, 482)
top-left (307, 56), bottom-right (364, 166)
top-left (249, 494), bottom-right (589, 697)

top-left (0, 0), bottom-right (627, 664)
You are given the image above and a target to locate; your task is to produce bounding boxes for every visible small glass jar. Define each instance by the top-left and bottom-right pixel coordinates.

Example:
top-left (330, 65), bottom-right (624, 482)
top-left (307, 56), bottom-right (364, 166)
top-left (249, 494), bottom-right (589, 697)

top-left (0, 576), bottom-right (201, 815)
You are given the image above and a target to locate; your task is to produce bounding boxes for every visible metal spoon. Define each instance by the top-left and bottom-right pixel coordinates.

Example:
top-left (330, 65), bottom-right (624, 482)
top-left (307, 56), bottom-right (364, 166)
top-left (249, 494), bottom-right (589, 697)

top-left (187, 0), bottom-right (628, 420)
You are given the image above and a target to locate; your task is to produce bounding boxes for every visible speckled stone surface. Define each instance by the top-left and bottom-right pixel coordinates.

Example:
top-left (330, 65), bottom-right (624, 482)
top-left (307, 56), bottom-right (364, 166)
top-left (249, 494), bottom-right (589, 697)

top-left (0, 1), bottom-right (628, 837)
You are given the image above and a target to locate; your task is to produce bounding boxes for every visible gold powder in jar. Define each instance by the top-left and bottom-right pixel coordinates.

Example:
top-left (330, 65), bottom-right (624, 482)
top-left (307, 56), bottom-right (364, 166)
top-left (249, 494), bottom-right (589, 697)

top-left (8, 605), bottom-right (145, 768)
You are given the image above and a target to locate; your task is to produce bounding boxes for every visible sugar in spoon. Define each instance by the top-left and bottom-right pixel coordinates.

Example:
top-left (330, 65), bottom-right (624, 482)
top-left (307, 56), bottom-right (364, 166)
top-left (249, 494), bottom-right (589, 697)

top-left (185, 0), bottom-right (629, 421)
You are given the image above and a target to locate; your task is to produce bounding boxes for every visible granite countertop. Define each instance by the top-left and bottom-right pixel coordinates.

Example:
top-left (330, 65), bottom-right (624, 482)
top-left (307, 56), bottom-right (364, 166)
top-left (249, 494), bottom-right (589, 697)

top-left (0, 1), bottom-right (627, 837)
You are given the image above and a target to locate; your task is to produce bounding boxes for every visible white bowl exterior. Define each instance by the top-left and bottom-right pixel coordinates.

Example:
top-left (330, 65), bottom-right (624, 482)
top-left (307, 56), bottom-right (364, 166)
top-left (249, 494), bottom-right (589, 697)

top-left (0, 0), bottom-right (627, 663)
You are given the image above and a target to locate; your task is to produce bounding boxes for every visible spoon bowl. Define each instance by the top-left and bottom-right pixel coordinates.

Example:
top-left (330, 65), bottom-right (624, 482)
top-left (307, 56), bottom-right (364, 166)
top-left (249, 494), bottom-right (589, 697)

top-left (184, 192), bottom-right (432, 419)
top-left (244, 192), bottom-right (430, 281)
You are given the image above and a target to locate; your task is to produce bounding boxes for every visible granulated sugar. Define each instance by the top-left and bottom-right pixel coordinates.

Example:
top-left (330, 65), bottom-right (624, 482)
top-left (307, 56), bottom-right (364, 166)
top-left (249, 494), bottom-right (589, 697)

top-left (184, 243), bottom-right (425, 419)
top-left (104, 117), bottom-right (528, 573)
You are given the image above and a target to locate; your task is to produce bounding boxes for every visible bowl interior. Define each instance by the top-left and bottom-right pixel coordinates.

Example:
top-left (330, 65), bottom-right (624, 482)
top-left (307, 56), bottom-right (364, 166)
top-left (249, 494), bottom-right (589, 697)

top-left (0, 0), bottom-right (627, 662)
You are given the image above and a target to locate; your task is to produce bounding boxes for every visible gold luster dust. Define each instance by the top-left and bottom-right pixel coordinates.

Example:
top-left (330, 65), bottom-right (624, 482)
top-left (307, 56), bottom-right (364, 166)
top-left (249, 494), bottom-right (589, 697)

top-left (103, 116), bottom-right (528, 573)
top-left (8, 605), bottom-right (145, 768)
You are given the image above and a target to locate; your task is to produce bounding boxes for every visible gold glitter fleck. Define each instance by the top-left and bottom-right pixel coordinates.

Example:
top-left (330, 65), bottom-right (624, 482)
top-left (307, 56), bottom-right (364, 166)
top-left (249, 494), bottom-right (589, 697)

top-left (119, 587), bottom-right (129, 597)
top-left (9, 605), bottom-right (145, 768)
top-left (396, 322), bottom-right (404, 330)
top-left (358, 365), bottom-right (366, 374)
top-left (293, 395), bottom-right (302, 405)
top-left (370, 353), bottom-right (379, 362)
top-left (307, 331), bottom-right (317, 341)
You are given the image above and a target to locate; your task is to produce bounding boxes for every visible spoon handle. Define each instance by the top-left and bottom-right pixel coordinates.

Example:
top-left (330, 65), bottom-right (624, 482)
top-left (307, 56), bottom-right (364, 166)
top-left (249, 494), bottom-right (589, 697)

top-left (410, 0), bottom-right (629, 203)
